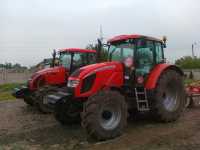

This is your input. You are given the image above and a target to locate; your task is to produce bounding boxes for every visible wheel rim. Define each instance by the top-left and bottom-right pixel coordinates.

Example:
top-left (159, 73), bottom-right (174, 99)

top-left (163, 88), bottom-right (179, 112)
top-left (99, 106), bottom-right (121, 130)
top-left (43, 95), bottom-right (48, 104)
top-left (162, 80), bottom-right (182, 112)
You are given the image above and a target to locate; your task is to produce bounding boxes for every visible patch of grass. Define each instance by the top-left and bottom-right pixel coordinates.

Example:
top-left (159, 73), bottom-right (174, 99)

top-left (0, 83), bottom-right (24, 92)
top-left (0, 91), bottom-right (16, 101)
top-left (0, 83), bottom-right (24, 101)
top-left (184, 79), bottom-right (195, 85)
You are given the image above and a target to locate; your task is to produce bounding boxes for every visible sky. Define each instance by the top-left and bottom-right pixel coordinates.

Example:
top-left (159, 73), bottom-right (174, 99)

top-left (0, 0), bottom-right (200, 66)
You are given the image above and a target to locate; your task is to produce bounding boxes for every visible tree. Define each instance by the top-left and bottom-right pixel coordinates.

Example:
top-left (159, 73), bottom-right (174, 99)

top-left (175, 56), bottom-right (200, 69)
top-left (85, 43), bottom-right (108, 62)
top-left (0, 62), bottom-right (27, 70)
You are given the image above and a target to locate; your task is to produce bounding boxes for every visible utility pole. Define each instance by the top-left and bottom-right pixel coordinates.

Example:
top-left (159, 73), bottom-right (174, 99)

top-left (192, 44), bottom-right (195, 58)
top-left (99, 25), bottom-right (104, 43)
top-left (192, 42), bottom-right (200, 58)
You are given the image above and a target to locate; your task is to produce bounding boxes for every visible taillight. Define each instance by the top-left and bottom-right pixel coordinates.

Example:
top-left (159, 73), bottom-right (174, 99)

top-left (137, 76), bottom-right (144, 84)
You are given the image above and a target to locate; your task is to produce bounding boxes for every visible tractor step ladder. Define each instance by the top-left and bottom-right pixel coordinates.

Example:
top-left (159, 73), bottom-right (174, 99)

top-left (135, 87), bottom-right (150, 111)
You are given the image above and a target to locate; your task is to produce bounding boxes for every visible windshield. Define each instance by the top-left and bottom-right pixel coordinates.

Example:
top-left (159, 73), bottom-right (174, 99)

top-left (59, 52), bottom-right (72, 68)
top-left (72, 52), bottom-right (96, 69)
top-left (59, 52), bottom-right (96, 69)
top-left (109, 41), bottom-right (135, 61)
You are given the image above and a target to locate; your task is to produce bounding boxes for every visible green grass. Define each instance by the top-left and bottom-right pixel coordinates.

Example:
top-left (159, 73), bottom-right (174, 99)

top-left (0, 83), bottom-right (24, 101)
top-left (0, 92), bottom-right (16, 101)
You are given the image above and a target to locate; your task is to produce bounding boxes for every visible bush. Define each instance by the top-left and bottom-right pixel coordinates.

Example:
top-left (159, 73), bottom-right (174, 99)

top-left (175, 56), bottom-right (200, 69)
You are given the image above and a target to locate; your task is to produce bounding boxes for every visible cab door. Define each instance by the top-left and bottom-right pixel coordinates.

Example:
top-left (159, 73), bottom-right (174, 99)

top-left (135, 39), bottom-right (155, 77)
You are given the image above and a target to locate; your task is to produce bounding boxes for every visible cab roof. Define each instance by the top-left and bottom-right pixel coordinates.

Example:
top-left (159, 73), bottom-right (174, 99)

top-left (108, 34), bottom-right (163, 43)
top-left (59, 48), bottom-right (96, 53)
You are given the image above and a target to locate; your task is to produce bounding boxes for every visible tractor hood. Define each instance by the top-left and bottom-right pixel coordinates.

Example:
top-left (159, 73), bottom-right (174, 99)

top-left (35, 66), bottom-right (66, 76)
top-left (68, 61), bottom-right (124, 98)
top-left (76, 61), bottom-right (123, 79)
top-left (31, 66), bottom-right (67, 80)
top-left (28, 66), bottom-right (68, 90)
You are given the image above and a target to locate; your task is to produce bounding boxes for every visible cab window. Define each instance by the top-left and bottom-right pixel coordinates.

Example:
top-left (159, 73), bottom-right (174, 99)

top-left (136, 40), bottom-right (154, 75)
top-left (111, 43), bottom-right (134, 61)
top-left (155, 42), bottom-right (164, 64)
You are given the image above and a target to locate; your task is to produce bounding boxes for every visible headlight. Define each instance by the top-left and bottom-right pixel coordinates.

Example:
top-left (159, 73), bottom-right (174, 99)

top-left (67, 79), bottom-right (80, 88)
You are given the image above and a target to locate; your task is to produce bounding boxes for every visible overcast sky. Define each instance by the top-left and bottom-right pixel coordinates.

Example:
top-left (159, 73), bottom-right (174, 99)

top-left (0, 0), bottom-right (200, 66)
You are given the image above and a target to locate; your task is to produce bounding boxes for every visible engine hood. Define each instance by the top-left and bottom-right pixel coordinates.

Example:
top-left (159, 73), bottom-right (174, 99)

top-left (34, 66), bottom-right (66, 77)
top-left (77, 61), bottom-right (123, 78)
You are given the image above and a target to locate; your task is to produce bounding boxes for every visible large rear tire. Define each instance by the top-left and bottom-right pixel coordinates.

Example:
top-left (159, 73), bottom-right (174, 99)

top-left (54, 98), bottom-right (81, 125)
top-left (153, 69), bottom-right (185, 122)
top-left (82, 91), bottom-right (127, 141)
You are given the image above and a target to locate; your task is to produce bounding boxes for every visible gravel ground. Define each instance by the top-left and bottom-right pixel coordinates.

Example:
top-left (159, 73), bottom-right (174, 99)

top-left (1, 99), bottom-right (200, 150)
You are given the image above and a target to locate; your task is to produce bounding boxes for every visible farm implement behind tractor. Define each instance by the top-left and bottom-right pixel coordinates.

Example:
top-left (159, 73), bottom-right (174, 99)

top-left (47, 34), bottom-right (186, 140)
top-left (185, 80), bottom-right (200, 107)
top-left (12, 48), bottom-right (97, 113)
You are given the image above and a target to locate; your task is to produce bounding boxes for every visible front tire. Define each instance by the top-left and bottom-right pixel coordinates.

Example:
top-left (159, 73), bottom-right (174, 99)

top-left (23, 96), bottom-right (34, 106)
top-left (36, 87), bottom-right (57, 113)
top-left (82, 91), bottom-right (127, 141)
top-left (153, 69), bottom-right (185, 122)
top-left (54, 98), bottom-right (81, 125)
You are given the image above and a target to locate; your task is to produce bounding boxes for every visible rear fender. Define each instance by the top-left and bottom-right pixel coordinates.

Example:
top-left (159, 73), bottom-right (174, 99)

top-left (145, 64), bottom-right (183, 90)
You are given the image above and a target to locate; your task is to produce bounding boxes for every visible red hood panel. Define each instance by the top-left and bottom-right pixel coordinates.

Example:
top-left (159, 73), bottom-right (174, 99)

top-left (36, 66), bottom-right (66, 75)
top-left (78, 61), bottom-right (123, 78)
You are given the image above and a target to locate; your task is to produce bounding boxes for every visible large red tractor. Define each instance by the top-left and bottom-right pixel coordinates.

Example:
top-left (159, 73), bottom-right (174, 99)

top-left (13, 48), bottom-right (96, 113)
top-left (48, 35), bottom-right (186, 140)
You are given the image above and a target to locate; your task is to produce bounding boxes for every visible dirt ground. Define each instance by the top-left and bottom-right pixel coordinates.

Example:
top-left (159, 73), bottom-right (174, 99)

top-left (1, 99), bottom-right (200, 150)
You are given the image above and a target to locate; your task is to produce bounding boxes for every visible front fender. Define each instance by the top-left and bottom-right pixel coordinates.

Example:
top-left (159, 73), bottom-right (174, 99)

top-left (145, 64), bottom-right (183, 90)
top-left (29, 75), bottom-right (46, 90)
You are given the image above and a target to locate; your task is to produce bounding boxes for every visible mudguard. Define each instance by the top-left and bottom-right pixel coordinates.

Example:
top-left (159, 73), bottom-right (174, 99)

top-left (145, 64), bottom-right (183, 90)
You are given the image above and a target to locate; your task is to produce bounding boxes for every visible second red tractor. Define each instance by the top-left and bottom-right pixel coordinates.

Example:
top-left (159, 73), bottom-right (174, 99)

top-left (13, 48), bottom-right (96, 113)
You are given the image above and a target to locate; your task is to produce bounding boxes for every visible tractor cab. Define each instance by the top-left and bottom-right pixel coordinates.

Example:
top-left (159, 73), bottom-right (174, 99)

top-left (107, 35), bottom-right (166, 86)
top-left (58, 48), bottom-right (96, 73)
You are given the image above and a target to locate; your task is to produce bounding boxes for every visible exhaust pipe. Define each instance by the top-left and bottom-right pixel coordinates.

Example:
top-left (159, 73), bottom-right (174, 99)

top-left (96, 38), bottom-right (102, 63)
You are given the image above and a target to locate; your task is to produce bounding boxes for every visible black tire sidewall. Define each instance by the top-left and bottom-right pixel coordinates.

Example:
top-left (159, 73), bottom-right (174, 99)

top-left (54, 98), bottom-right (81, 125)
top-left (154, 70), bottom-right (185, 122)
top-left (37, 87), bottom-right (56, 113)
top-left (82, 91), bottom-right (127, 140)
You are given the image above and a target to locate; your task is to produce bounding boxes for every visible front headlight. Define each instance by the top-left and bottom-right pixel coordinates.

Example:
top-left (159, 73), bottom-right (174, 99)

top-left (67, 79), bottom-right (80, 88)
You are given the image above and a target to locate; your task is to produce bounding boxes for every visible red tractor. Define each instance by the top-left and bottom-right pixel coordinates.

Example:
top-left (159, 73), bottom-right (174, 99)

top-left (13, 48), bottom-right (96, 113)
top-left (47, 35), bottom-right (186, 140)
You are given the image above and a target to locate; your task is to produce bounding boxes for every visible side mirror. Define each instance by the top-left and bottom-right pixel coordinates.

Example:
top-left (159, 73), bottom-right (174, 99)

top-left (162, 36), bottom-right (167, 48)
top-left (162, 44), bottom-right (167, 48)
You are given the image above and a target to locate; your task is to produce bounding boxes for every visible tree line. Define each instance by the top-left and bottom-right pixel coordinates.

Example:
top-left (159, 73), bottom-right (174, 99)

top-left (175, 56), bottom-right (200, 69)
top-left (0, 63), bottom-right (27, 70)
